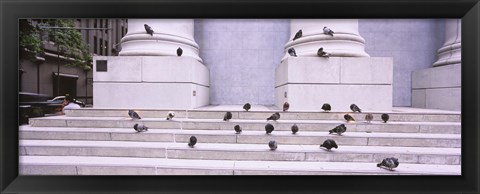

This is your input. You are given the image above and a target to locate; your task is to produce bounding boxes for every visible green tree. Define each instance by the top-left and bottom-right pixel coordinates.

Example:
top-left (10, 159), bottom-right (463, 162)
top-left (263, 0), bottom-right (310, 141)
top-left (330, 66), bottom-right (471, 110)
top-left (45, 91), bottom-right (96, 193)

top-left (19, 19), bottom-right (92, 71)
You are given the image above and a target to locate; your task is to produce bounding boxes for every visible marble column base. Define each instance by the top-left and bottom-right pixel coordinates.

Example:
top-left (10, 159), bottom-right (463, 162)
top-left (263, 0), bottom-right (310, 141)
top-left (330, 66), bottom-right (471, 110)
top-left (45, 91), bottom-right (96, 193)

top-left (275, 57), bottom-right (393, 111)
top-left (93, 56), bottom-right (210, 109)
top-left (411, 64), bottom-right (461, 111)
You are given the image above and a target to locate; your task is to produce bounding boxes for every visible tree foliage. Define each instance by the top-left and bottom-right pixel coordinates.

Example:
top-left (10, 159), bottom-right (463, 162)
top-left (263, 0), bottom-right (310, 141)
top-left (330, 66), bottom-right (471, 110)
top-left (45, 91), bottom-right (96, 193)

top-left (19, 19), bottom-right (92, 71)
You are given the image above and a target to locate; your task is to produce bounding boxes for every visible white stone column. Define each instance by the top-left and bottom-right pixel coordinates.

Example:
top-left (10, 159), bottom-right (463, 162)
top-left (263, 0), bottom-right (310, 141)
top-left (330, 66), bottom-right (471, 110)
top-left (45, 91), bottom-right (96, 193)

top-left (432, 19), bottom-right (461, 67)
top-left (276, 19), bottom-right (393, 112)
top-left (93, 19), bottom-right (210, 109)
top-left (119, 19), bottom-right (203, 62)
top-left (412, 19), bottom-right (461, 111)
top-left (282, 19), bottom-right (369, 60)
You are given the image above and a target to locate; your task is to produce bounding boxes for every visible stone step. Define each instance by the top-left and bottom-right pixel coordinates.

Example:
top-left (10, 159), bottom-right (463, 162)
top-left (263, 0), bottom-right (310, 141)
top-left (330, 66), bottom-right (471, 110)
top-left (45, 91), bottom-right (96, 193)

top-left (19, 140), bottom-right (461, 165)
top-left (20, 126), bottom-right (461, 148)
top-left (65, 108), bottom-right (461, 122)
top-left (29, 116), bottom-right (461, 134)
top-left (19, 156), bottom-right (461, 175)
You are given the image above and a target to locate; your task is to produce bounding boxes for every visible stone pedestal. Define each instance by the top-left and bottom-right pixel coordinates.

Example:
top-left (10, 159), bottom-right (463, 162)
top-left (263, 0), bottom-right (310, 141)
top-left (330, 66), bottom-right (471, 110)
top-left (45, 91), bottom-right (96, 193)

top-left (275, 57), bottom-right (393, 111)
top-left (94, 19), bottom-right (209, 109)
top-left (93, 56), bottom-right (209, 109)
top-left (412, 19), bottom-right (461, 111)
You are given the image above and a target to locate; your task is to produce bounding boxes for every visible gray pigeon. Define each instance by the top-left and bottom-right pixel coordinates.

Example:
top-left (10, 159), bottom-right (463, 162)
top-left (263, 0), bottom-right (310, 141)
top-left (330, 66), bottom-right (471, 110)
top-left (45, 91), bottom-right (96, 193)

top-left (234, 125), bottom-right (242, 134)
top-left (188, 136), bottom-right (197, 148)
top-left (293, 29), bottom-right (302, 41)
top-left (128, 109), bottom-right (141, 120)
top-left (223, 111), bottom-right (232, 121)
top-left (291, 124), bottom-right (299, 134)
top-left (267, 112), bottom-right (280, 121)
top-left (133, 123), bottom-right (148, 132)
top-left (377, 157), bottom-right (399, 171)
top-left (381, 113), bottom-right (390, 123)
top-left (268, 140), bottom-right (278, 151)
top-left (177, 47), bottom-right (183, 56)
top-left (350, 104), bottom-right (362, 113)
top-left (166, 111), bottom-right (175, 120)
top-left (288, 48), bottom-right (297, 57)
top-left (243, 103), bottom-right (251, 111)
top-left (344, 114), bottom-right (355, 122)
top-left (329, 124), bottom-right (347, 135)
top-left (283, 102), bottom-right (290, 111)
top-left (320, 139), bottom-right (338, 151)
top-left (323, 26), bottom-right (334, 36)
top-left (317, 47), bottom-right (330, 58)
top-left (321, 103), bottom-right (331, 112)
top-left (265, 123), bottom-right (274, 134)
top-left (144, 24), bottom-right (154, 36)
top-left (365, 113), bottom-right (373, 123)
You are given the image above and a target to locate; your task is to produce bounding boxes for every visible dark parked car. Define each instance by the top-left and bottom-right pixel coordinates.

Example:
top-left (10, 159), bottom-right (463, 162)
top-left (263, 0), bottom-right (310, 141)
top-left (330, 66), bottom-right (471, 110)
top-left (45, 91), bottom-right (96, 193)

top-left (19, 92), bottom-right (64, 125)
top-left (48, 96), bottom-right (86, 107)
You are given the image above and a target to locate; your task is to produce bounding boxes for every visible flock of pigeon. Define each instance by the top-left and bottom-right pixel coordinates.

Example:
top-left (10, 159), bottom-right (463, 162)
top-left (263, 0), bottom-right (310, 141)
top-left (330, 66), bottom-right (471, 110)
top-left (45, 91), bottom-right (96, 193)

top-left (288, 26), bottom-right (334, 58)
top-left (127, 101), bottom-right (398, 171)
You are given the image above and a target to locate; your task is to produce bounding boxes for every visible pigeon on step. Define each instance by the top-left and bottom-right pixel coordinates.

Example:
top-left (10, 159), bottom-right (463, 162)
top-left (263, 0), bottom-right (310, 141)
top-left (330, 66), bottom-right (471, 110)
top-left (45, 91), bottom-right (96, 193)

top-left (288, 48), bottom-right (297, 57)
top-left (224, 111), bottom-right (232, 121)
top-left (321, 103), bottom-right (331, 112)
top-left (265, 123), bottom-right (274, 134)
top-left (166, 111), bottom-right (175, 120)
top-left (377, 157), bottom-right (399, 171)
top-left (293, 29), bottom-right (302, 41)
top-left (177, 47), bottom-right (183, 56)
top-left (344, 114), bottom-right (355, 122)
top-left (144, 24), bottom-right (154, 36)
top-left (243, 103), bottom-right (251, 111)
top-left (133, 123), bottom-right (148, 132)
top-left (291, 124), bottom-right (299, 134)
top-left (283, 102), bottom-right (290, 111)
top-left (188, 136), bottom-right (197, 148)
top-left (320, 139), bottom-right (338, 151)
top-left (317, 47), bottom-right (330, 58)
top-left (267, 112), bottom-right (280, 121)
top-left (350, 104), bottom-right (362, 113)
top-left (234, 125), bottom-right (242, 134)
top-left (381, 113), bottom-right (390, 123)
top-left (128, 110), bottom-right (141, 120)
top-left (329, 124), bottom-right (347, 135)
top-left (365, 113), bottom-right (373, 123)
top-left (268, 140), bottom-right (278, 151)
top-left (323, 26), bottom-right (334, 36)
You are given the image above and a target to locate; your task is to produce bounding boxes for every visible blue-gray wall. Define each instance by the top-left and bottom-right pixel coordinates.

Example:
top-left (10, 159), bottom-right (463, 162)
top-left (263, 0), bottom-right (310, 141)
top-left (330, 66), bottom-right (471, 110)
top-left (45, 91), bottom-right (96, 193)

top-left (195, 19), bottom-right (445, 107)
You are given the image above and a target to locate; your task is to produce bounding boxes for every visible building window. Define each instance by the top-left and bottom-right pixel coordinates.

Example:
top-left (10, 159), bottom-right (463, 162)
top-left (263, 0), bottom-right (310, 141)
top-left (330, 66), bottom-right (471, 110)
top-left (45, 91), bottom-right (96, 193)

top-left (94, 36), bottom-right (98, 54)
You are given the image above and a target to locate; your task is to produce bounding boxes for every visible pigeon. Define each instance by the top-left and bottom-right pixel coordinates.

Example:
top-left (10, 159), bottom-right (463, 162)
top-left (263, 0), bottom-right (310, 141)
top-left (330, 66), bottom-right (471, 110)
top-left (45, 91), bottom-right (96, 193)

top-left (320, 139), bottom-right (338, 151)
top-left (293, 29), bottom-right (302, 41)
top-left (329, 124), bottom-right (347, 135)
top-left (291, 124), bottom-right (299, 134)
top-left (133, 123), bottom-right (148, 132)
top-left (234, 125), bottom-right (242, 134)
top-left (223, 111), bottom-right (232, 121)
top-left (381, 113), bottom-right (390, 123)
top-left (267, 112), bottom-right (280, 121)
top-left (177, 47), bottom-right (183, 56)
top-left (288, 48), bottom-right (297, 57)
top-left (128, 109), bottom-right (141, 120)
top-left (317, 47), bottom-right (330, 58)
top-left (268, 140), bottom-right (278, 151)
top-left (144, 24), bottom-right (154, 36)
top-left (321, 103), bottom-right (331, 112)
top-left (166, 111), bottom-right (175, 120)
top-left (265, 123), bottom-right (274, 134)
top-left (350, 104), bottom-right (362, 113)
top-left (323, 26), bottom-right (334, 36)
top-left (365, 113), bottom-right (373, 123)
top-left (283, 102), bottom-right (290, 111)
top-left (344, 114), bottom-right (355, 122)
top-left (243, 103), bottom-right (251, 111)
top-left (188, 136), bottom-right (197, 148)
top-left (377, 157), bottom-right (399, 171)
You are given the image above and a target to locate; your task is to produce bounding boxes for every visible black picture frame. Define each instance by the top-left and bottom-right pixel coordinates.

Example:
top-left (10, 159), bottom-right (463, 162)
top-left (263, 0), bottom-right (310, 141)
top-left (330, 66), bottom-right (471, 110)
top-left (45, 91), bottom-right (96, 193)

top-left (1, 0), bottom-right (479, 193)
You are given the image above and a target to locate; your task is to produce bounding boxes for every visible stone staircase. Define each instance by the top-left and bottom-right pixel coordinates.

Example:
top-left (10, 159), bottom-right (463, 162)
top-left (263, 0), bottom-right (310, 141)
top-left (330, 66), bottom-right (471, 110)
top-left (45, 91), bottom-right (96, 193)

top-left (19, 106), bottom-right (461, 175)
